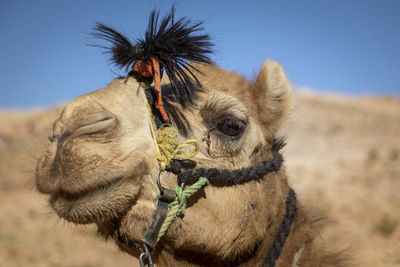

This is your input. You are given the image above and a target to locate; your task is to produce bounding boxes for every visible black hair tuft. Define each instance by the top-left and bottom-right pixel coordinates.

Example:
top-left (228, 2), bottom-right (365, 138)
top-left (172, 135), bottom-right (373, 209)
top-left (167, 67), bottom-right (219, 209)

top-left (272, 137), bottom-right (286, 152)
top-left (90, 8), bottom-right (214, 107)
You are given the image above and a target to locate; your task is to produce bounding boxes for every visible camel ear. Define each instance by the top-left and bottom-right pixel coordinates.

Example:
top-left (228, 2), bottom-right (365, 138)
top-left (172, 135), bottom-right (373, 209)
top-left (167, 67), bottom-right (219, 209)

top-left (253, 60), bottom-right (293, 135)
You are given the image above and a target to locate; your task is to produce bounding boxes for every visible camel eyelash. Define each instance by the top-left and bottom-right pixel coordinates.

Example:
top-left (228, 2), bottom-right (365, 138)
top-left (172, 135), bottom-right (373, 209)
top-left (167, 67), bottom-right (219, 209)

top-left (203, 115), bottom-right (247, 158)
top-left (210, 115), bottom-right (246, 139)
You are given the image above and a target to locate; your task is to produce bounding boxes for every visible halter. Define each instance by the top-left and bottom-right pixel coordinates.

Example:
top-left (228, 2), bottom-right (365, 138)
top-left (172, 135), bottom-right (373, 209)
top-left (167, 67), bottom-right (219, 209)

top-left (91, 9), bottom-right (298, 267)
top-left (137, 78), bottom-right (209, 266)
top-left (135, 78), bottom-right (295, 267)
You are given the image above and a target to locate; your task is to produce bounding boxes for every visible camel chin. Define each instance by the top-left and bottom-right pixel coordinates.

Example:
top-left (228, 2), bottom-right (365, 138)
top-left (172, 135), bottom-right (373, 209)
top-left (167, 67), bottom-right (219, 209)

top-left (48, 177), bottom-right (140, 225)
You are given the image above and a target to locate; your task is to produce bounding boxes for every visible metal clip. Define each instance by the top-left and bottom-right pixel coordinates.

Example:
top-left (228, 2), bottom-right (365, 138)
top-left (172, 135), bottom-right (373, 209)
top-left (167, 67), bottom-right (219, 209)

top-left (157, 168), bottom-right (177, 203)
top-left (139, 243), bottom-right (153, 267)
top-left (156, 168), bottom-right (164, 195)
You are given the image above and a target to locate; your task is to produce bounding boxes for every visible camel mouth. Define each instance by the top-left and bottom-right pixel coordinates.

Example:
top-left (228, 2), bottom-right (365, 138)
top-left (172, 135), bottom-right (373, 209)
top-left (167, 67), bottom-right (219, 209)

top-left (49, 177), bottom-right (140, 224)
top-left (55, 177), bottom-right (124, 200)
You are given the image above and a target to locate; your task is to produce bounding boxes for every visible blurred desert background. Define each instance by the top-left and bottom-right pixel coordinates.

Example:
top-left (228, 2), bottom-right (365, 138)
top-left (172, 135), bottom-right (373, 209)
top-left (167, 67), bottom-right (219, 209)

top-left (0, 91), bottom-right (399, 267)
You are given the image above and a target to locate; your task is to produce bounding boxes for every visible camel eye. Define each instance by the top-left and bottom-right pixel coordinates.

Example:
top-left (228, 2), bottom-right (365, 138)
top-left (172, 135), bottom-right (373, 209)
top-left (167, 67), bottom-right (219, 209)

top-left (216, 117), bottom-right (245, 137)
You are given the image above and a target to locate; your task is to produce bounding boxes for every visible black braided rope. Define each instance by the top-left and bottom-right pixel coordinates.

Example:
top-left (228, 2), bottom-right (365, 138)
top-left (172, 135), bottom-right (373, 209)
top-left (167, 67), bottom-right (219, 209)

top-left (166, 151), bottom-right (295, 266)
top-left (168, 152), bottom-right (283, 186)
top-left (263, 188), bottom-right (297, 267)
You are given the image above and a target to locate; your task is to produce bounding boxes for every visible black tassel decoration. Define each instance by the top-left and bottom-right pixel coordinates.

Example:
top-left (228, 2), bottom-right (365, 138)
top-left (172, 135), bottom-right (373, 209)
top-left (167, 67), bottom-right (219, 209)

top-left (90, 8), bottom-right (214, 109)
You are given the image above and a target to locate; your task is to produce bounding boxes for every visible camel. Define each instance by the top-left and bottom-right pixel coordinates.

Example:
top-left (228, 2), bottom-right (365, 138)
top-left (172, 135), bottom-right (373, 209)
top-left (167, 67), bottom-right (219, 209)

top-left (35, 10), bottom-right (346, 267)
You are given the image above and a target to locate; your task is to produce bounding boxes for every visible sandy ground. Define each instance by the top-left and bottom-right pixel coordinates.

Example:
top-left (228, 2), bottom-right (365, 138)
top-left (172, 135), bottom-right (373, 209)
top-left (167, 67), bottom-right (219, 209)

top-left (0, 91), bottom-right (399, 266)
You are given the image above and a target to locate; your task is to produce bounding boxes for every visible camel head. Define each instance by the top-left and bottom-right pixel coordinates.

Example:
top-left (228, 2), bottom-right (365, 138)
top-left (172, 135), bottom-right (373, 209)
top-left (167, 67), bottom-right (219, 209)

top-left (35, 10), bottom-right (301, 266)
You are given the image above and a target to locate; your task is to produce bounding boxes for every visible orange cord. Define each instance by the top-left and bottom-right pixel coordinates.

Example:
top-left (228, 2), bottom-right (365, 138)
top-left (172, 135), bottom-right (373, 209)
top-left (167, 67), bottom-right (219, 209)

top-left (132, 57), bottom-right (170, 122)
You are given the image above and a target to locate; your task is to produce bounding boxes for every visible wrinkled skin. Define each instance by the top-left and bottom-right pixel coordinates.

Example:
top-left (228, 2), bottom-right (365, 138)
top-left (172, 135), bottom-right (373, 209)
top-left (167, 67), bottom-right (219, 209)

top-left (36, 61), bottom-right (346, 266)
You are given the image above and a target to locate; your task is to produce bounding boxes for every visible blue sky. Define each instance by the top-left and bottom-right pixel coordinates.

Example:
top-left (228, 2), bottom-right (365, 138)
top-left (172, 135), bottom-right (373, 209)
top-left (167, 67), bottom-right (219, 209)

top-left (1, 0), bottom-right (399, 108)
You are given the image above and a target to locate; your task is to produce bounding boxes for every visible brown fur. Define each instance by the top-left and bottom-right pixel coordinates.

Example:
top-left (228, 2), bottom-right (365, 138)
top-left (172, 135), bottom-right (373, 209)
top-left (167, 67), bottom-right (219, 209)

top-left (36, 61), bottom-right (348, 266)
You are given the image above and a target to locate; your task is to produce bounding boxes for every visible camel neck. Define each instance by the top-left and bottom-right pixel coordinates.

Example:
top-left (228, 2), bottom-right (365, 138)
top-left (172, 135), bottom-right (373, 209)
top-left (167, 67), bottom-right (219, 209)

top-left (155, 187), bottom-right (298, 267)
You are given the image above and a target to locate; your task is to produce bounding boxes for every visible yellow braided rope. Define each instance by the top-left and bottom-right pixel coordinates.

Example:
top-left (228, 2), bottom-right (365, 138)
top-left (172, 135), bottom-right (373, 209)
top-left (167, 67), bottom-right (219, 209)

top-left (142, 87), bottom-right (199, 170)
top-left (143, 88), bottom-right (161, 157)
top-left (156, 125), bottom-right (199, 170)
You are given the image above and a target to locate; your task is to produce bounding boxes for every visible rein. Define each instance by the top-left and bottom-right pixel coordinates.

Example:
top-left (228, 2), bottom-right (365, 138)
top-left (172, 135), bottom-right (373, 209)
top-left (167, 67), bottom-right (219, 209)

top-left (264, 188), bottom-right (297, 267)
top-left (138, 82), bottom-right (207, 267)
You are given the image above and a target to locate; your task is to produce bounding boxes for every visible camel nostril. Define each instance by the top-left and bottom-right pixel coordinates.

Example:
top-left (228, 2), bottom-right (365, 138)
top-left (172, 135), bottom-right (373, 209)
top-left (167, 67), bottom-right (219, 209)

top-left (71, 116), bottom-right (115, 138)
